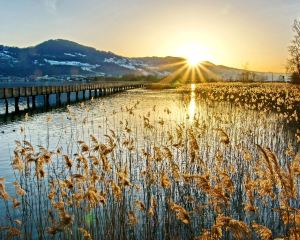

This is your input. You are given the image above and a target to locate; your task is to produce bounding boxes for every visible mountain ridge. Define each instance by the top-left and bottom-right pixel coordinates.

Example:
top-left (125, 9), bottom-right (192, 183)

top-left (0, 39), bottom-right (286, 82)
top-left (0, 39), bottom-right (185, 78)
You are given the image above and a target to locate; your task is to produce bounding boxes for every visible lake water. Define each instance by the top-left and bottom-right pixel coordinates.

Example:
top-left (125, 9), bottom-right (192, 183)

top-left (0, 87), bottom-right (299, 239)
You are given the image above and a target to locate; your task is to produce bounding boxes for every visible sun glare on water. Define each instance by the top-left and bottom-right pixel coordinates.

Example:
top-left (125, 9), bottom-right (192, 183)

top-left (191, 83), bottom-right (196, 91)
top-left (189, 83), bottom-right (196, 120)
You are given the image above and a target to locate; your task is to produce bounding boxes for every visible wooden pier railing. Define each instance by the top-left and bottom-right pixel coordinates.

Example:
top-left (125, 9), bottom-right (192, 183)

top-left (0, 82), bottom-right (144, 114)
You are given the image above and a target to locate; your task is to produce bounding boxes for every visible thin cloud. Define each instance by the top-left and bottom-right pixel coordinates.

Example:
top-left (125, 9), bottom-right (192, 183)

top-left (42, 0), bottom-right (60, 12)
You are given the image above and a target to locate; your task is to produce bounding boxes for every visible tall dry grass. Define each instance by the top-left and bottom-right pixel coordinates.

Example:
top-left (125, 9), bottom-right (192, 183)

top-left (0, 83), bottom-right (299, 239)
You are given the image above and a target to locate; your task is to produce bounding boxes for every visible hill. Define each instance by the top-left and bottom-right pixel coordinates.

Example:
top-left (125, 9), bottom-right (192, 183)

top-left (0, 39), bottom-right (287, 82)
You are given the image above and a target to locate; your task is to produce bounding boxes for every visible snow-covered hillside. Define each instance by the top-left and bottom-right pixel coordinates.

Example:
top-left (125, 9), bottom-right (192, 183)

top-left (0, 39), bottom-right (289, 81)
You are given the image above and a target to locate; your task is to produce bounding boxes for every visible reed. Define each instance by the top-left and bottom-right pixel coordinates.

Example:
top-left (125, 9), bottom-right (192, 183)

top-left (0, 83), bottom-right (299, 239)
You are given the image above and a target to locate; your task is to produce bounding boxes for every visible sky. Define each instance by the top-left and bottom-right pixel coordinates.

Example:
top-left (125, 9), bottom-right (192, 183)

top-left (0, 0), bottom-right (300, 72)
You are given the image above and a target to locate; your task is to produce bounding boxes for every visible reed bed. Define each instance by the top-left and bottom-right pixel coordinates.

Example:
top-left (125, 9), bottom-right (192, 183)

top-left (0, 83), bottom-right (300, 240)
top-left (182, 82), bottom-right (300, 124)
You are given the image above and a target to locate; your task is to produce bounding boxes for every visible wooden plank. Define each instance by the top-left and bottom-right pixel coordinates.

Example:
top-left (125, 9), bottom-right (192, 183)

top-left (13, 88), bottom-right (19, 97)
top-left (26, 87), bottom-right (32, 96)
top-left (42, 86), bottom-right (47, 95)
top-left (46, 86), bottom-right (52, 94)
top-left (5, 88), bottom-right (13, 98)
top-left (37, 87), bottom-right (43, 95)
top-left (32, 87), bottom-right (37, 95)
top-left (19, 87), bottom-right (26, 97)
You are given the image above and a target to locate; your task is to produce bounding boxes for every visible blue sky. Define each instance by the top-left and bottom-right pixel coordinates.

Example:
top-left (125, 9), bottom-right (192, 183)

top-left (1, 0), bottom-right (300, 71)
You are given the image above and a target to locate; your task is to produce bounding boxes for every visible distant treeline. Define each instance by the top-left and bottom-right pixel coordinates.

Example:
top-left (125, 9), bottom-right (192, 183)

top-left (88, 72), bottom-right (294, 87)
top-left (89, 74), bottom-right (163, 83)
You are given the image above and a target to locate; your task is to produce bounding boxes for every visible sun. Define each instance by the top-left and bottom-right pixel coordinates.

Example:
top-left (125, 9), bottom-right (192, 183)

top-left (186, 54), bottom-right (201, 66)
top-left (176, 43), bottom-right (213, 67)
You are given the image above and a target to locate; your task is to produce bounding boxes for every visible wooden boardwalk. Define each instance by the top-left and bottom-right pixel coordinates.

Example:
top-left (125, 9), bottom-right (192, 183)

top-left (0, 82), bottom-right (144, 114)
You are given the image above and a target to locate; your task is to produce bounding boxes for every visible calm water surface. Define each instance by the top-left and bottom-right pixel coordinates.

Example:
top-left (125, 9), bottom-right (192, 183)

top-left (0, 89), bottom-right (185, 195)
top-left (0, 88), bottom-right (299, 239)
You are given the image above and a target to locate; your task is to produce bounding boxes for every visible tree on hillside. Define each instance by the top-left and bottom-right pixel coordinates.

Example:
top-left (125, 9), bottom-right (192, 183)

top-left (241, 63), bottom-right (250, 82)
top-left (287, 19), bottom-right (300, 84)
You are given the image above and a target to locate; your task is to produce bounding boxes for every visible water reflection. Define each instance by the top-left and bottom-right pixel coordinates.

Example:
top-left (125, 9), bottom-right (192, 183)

top-left (189, 83), bottom-right (196, 120)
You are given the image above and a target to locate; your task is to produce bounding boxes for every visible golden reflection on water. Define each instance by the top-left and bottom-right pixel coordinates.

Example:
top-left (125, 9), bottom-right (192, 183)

top-left (189, 84), bottom-right (196, 120)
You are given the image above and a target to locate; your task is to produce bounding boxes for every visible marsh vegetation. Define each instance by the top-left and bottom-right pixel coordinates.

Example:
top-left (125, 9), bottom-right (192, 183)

top-left (0, 83), bottom-right (299, 239)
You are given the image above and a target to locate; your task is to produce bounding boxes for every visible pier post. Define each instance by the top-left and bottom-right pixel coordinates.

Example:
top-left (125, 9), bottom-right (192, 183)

top-left (45, 94), bottom-right (50, 108)
top-left (32, 96), bottom-right (36, 109)
top-left (67, 92), bottom-right (71, 104)
top-left (89, 89), bottom-right (92, 99)
top-left (76, 91), bottom-right (79, 101)
top-left (56, 93), bottom-right (61, 106)
top-left (43, 95), bottom-right (46, 108)
top-left (5, 98), bottom-right (8, 114)
top-left (15, 97), bottom-right (19, 113)
top-left (27, 97), bottom-right (30, 109)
